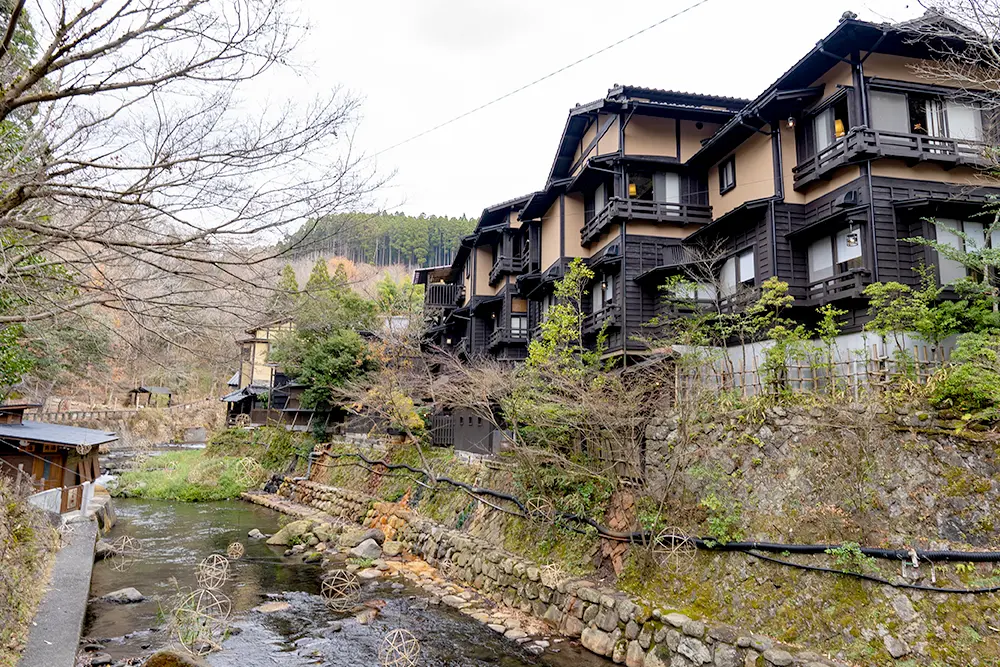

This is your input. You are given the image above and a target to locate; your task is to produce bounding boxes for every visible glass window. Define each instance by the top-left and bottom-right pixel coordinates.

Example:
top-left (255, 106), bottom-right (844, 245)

top-left (936, 218), bottom-right (967, 284)
top-left (591, 274), bottom-right (614, 312)
top-left (510, 315), bottom-right (527, 335)
top-left (946, 101), bottom-right (983, 141)
top-left (595, 182), bottom-right (606, 210)
top-left (835, 225), bottom-right (863, 269)
top-left (870, 90), bottom-right (909, 134)
top-left (719, 157), bottom-right (736, 193)
top-left (721, 257), bottom-right (737, 295)
top-left (738, 248), bottom-right (755, 284)
top-left (908, 95), bottom-right (946, 137)
top-left (628, 172), bottom-right (654, 200)
top-left (814, 97), bottom-right (850, 152)
top-left (808, 236), bottom-right (834, 282)
top-left (653, 172), bottom-right (680, 203)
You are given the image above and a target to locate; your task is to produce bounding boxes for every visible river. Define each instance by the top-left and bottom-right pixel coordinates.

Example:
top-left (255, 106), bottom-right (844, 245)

top-left (82, 499), bottom-right (614, 667)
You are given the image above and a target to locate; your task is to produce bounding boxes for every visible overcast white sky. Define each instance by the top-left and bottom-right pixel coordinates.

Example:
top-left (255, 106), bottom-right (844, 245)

top-left (287, 0), bottom-right (924, 218)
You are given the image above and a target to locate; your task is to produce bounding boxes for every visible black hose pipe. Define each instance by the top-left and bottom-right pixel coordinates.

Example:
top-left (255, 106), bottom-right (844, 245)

top-left (313, 451), bottom-right (1000, 564)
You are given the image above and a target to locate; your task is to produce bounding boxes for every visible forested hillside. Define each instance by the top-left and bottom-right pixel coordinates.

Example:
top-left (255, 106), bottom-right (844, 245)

top-left (282, 212), bottom-right (477, 268)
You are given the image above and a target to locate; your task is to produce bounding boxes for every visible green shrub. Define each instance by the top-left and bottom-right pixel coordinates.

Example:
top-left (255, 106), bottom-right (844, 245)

top-left (931, 332), bottom-right (1000, 413)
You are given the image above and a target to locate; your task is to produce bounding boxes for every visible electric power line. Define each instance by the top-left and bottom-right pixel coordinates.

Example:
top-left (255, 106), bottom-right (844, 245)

top-left (372, 0), bottom-right (713, 157)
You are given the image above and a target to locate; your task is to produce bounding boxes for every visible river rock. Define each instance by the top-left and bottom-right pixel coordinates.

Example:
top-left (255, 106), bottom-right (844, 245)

top-left (382, 540), bottom-right (403, 557)
top-left (266, 519), bottom-right (314, 546)
top-left (94, 540), bottom-right (117, 561)
top-left (101, 587), bottom-right (145, 603)
top-left (248, 528), bottom-right (264, 539)
top-left (145, 650), bottom-right (210, 666)
top-left (90, 654), bottom-right (113, 666)
top-left (350, 538), bottom-right (382, 560)
top-left (341, 527), bottom-right (385, 548)
top-left (313, 523), bottom-right (338, 543)
top-left (253, 601), bottom-right (291, 613)
top-left (581, 627), bottom-right (614, 656)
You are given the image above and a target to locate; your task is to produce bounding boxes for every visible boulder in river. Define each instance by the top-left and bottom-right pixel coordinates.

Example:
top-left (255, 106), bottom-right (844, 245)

top-left (382, 540), bottom-right (403, 557)
top-left (248, 528), bottom-right (265, 539)
top-left (145, 650), bottom-right (210, 666)
top-left (266, 519), bottom-right (314, 546)
top-left (349, 538), bottom-right (382, 560)
top-left (100, 587), bottom-right (145, 604)
top-left (340, 527), bottom-right (384, 548)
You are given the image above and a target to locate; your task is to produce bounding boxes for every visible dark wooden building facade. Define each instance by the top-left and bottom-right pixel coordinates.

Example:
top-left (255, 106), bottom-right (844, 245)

top-left (417, 14), bottom-right (1000, 367)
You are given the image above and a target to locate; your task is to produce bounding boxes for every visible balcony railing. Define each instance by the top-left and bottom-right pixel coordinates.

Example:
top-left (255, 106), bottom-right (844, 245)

top-left (582, 304), bottom-right (622, 334)
top-left (793, 128), bottom-right (990, 189)
top-left (488, 327), bottom-right (529, 349)
top-left (581, 198), bottom-right (713, 246)
top-left (805, 268), bottom-right (872, 304)
top-left (489, 254), bottom-right (525, 285)
top-left (425, 283), bottom-right (464, 309)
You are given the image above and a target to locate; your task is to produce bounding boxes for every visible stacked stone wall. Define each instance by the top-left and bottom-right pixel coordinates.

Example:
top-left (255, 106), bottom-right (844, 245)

top-left (268, 475), bottom-right (848, 667)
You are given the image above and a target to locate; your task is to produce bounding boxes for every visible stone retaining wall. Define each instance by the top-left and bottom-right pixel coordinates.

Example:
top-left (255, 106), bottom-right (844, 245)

top-left (269, 475), bottom-right (848, 667)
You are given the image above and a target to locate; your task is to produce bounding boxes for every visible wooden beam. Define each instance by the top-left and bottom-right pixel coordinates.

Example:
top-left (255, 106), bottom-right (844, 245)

top-left (568, 113), bottom-right (619, 175)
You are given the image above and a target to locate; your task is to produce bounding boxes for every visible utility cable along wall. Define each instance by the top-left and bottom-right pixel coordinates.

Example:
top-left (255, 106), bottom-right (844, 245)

top-left (308, 447), bottom-right (1000, 595)
top-left (263, 473), bottom-right (851, 667)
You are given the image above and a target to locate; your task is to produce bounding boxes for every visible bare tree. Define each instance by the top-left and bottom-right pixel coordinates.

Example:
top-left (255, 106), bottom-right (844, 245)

top-left (905, 3), bottom-right (1000, 167)
top-left (0, 0), bottom-right (383, 342)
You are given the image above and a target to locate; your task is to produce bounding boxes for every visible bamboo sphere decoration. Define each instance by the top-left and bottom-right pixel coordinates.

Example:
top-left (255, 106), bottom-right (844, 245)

top-left (320, 570), bottom-right (361, 611)
top-left (108, 553), bottom-right (135, 572)
top-left (235, 457), bottom-right (265, 487)
top-left (111, 534), bottom-right (142, 555)
top-left (197, 554), bottom-right (231, 590)
top-left (378, 628), bottom-right (421, 667)
top-left (172, 588), bottom-right (232, 655)
top-left (226, 542), bottom-right (245, 560)
top-left (652, 527), bottom-right (697, 574)
top-left (525, 497), bottom-right (554, 522)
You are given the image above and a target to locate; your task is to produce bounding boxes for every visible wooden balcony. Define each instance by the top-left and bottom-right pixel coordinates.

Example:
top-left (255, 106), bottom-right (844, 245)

top-left (793, 128), bottom-right (990, 190)
top-left (489, 255), bottom-right (525, 285)
top-left (805, 268), bottom-right (872, 304)
top-left (424, 283), bottom-right (464, 309)
top-left (581, 198), bottom-right (713, 246)
top-left (487, 327), bottom-right (528, 349)
top-left (582, 304), bottom-right (622, 334)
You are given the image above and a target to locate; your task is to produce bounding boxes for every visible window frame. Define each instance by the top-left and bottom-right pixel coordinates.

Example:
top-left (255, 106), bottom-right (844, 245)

top-left (718, 156), bottom-right (736, 195)
top-left (868, 84), bottom-right (986, 142)
top-left (720, 246), bottom-right (755, 295)
top-left (806, 224), bottom-right (865, 284)
top-left (934, 218), bottom-right (988, 285)
top-left (591, 272), bottom-right (616, 313)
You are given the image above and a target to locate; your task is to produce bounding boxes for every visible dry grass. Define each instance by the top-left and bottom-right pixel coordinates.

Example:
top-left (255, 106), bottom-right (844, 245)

top-left (0, 480), bottom-right (58, 667)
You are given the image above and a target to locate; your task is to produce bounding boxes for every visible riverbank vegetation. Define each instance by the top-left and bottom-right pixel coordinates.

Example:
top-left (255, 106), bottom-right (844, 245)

top-left (112, 451), bottom-right (253, 502)
top-left (0, 479), bottom-right (57, 667)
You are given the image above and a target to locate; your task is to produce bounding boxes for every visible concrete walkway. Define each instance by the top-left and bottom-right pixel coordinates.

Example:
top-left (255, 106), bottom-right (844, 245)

top-left (18, 520), bottom-right (98, 667)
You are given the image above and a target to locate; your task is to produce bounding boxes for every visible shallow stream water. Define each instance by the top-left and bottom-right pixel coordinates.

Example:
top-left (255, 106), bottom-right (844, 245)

top-left (82, 499), bottom-right (613, 667)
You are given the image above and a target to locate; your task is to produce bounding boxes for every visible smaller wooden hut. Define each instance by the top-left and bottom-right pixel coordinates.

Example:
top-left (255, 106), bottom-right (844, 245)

top-left (0, 403), bottom-right (117, 512)
top-left (127, 386), bottom-right (173, 407)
